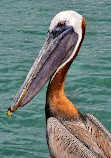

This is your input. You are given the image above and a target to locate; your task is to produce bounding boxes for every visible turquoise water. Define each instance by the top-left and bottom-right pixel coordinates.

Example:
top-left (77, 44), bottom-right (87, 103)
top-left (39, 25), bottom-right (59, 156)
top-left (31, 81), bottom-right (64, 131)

top-left (0, 0), bottom-right (111, 157)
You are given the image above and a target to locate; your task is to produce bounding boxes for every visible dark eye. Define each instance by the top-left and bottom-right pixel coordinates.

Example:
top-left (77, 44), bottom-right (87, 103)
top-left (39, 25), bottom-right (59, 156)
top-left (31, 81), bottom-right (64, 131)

top-left (57, 21), bottom-right (66, 28)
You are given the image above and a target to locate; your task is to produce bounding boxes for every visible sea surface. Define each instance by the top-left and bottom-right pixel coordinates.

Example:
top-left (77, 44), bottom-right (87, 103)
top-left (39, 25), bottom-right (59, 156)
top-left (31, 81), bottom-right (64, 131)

top-left (0, 0), bottom-right (111, 157)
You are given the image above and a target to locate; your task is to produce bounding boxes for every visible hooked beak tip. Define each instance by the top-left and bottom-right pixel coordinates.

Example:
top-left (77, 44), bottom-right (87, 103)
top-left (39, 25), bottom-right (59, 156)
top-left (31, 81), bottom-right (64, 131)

top-left (7, 108), bottom-right (13, 117)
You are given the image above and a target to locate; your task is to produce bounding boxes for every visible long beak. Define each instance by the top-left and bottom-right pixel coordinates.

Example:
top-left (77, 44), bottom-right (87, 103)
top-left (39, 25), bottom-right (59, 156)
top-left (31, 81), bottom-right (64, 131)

top-left (7, 27), bottom-right (78, 117)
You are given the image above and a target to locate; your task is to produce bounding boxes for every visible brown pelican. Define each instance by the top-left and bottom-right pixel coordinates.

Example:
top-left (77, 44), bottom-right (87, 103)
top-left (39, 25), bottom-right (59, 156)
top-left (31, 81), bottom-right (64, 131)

top-left (8, 11), bottom-right (111, 158)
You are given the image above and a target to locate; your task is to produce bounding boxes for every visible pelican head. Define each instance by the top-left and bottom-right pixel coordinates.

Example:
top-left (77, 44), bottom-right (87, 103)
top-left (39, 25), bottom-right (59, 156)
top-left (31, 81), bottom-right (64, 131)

top-left (8, 10), bottom-right (86, 116)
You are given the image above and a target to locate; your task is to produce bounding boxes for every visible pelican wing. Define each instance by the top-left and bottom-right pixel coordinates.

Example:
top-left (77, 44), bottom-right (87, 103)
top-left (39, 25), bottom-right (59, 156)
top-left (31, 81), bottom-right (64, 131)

top-left (46, 117), bottom-right (103, 158)
top-left (85, 113), bottom-right (111, 158)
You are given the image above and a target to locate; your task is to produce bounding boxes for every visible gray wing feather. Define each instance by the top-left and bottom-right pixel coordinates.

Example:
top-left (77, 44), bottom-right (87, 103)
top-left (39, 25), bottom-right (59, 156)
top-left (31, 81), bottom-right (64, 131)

top-left (46, 117), bottom-right (103, 158)
top-left (85, 113), bottom-right (111, 158)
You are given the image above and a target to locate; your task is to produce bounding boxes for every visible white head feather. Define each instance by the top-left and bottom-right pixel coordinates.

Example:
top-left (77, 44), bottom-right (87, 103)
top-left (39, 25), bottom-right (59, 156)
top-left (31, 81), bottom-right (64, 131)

top-left (49, 10), bottom-right (83, 39)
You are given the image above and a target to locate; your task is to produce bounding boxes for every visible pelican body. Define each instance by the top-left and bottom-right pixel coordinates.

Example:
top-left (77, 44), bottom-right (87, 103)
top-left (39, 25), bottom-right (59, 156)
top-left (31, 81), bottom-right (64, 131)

top-left (8, 11), bottom-right (111, 158)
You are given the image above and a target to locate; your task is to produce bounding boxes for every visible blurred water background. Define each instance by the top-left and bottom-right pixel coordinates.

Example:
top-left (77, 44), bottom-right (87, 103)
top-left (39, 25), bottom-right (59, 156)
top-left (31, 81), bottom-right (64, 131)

top-left (0, 0), bottom-right (111, 157)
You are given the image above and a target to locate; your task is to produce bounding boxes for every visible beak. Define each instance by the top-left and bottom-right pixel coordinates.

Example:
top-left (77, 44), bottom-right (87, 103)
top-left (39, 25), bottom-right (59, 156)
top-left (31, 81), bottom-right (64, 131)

top-left (7, 26), bottom-right (78, 117)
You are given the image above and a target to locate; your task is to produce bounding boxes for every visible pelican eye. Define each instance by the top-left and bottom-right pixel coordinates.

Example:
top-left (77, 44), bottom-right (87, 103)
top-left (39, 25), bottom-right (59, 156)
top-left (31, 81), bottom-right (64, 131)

top-left (52, 21), bottom-right (67, 38)
top-left (57, 21), bottom-right (66, 28)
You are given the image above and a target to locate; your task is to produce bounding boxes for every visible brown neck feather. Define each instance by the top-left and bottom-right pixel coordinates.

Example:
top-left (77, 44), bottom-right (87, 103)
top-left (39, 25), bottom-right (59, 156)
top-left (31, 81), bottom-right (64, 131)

top-left (46, 61), bottom-right (82, 120)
